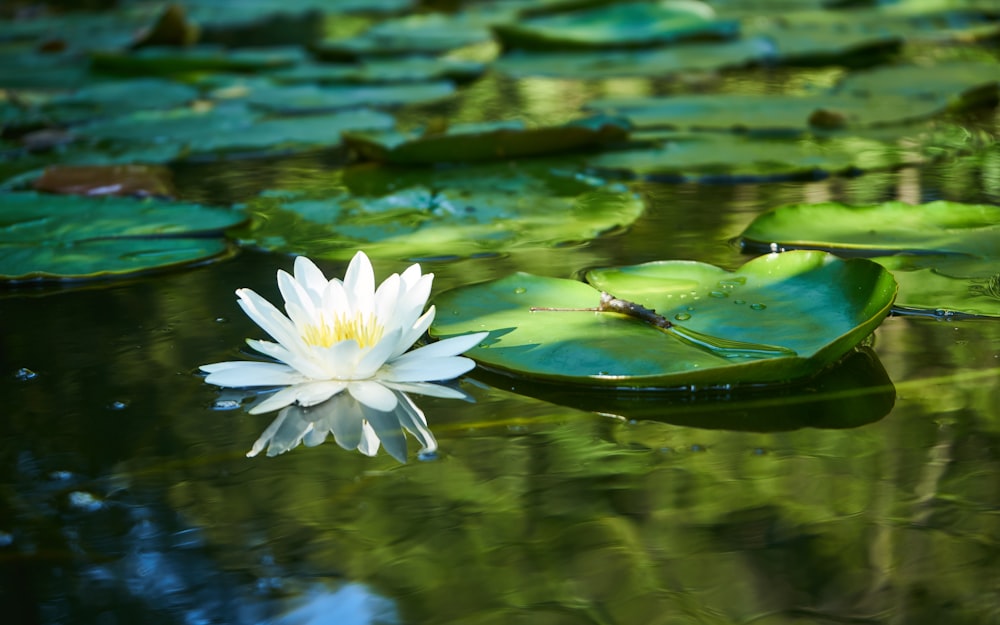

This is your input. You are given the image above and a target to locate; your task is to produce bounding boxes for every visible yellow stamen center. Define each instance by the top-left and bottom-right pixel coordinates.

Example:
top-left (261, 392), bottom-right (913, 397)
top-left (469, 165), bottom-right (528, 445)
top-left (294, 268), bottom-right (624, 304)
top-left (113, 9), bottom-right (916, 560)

top-left (301, 312), bottom-right (384, 349)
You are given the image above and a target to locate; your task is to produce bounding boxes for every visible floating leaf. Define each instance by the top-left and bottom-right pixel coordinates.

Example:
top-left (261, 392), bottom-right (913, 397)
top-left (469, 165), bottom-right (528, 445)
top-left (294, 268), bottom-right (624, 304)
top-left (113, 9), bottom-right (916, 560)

top-left (875, 255), bottom-right (1000, 318)
top-left (739, 200), bottom-right (1000, 317)
top-left (496, 37), bottom-right (772, 78)
top-left (739, 200), bottom-right (1000, 257)
top-left (266, 57), bottom-right (486, 85)
top-left (238, 159), bottom-right (644, 260)
top-left (311, 12), bottom-right (496, 60)
top-left (586, 132), bottom-right (919, 181)
top-left (492, 1), bottom-right (739, 51)
top-left (0, 191), bottom-right (245, 282)
top-left (90, 45), bottom-right (307, 75)
top-left (74, 102), bottom-right (394, 159)
top-left (343, 115), bottom-right (630, 164)
top-left (209, 78), bottom-right (455, 114)
top-left (429, 251), bottom-right (897, 388)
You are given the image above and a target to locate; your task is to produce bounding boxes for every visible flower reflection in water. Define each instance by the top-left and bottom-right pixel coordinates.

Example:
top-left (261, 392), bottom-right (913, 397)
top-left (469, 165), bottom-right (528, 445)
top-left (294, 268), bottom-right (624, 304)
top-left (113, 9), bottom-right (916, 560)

top-left (248, 385), bottom-right (464, 462)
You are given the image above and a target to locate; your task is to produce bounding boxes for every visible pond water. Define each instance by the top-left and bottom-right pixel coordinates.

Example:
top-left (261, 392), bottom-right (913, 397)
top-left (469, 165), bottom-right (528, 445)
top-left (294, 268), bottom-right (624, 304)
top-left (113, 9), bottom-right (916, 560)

top-left (3, 7), bottom-right (1000, 625)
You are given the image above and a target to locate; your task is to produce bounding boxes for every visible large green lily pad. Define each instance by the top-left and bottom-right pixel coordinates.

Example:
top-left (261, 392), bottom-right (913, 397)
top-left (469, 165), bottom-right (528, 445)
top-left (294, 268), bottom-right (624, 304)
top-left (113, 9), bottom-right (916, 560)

top-left (343, 115), bottom-right (630, 164)
top-left (738, 200), bottom-right (1000, 317)
top-left (429, 251), bottom-right (897, 388)
top-left (492, 1), bottom-right (739, 51)
top-left (0, 191), bottom-right (246, 282)
top-left (237, 159), bottom-right (644, 260)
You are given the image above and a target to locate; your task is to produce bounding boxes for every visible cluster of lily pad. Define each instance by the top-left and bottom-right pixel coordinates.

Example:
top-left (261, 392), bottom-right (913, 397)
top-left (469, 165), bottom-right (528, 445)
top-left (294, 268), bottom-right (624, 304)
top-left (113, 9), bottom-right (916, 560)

top-left (1, 0), bottom-right (997, 392)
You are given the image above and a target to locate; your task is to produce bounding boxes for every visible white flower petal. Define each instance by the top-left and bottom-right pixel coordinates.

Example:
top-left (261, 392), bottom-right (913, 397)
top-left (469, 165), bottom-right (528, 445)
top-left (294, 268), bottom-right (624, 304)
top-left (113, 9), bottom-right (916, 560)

top-left (245, 339), bottom-right (329, 380)
top-left (373, 273), bottom-right (401, 324)
top-left (357, 422), bottom-right (381, 456)
top-left (390, 306), bottom-right (435, 360)
top-left (396, 392), bottom-right (437, 454)
top-left (279, 272), bottom-right (321, 328)
top-left (321, 278), bottom-right (351, 319)
top-left (364, 406), bottom-right (408, 462)
top-left (382, 355), bottom-right (476, 383)
top-left (392, 331), bottom-right (487, 364)
top-left (353, 327), bottom-right (402, 379)
top-left (236, 288), bottom-right (305, 350)
top-left (294, 380), bottom-right (348, 407)
top-left (319, 339), bottom-right (365, 378)
top-left (201, 361), bottom-right (305, 387)
top-left (380, 381), bottom-right (472, 400)
top-left (248, 385), bottom-right (303, 414)
top-left (327, 393), bottom-right (365, 450)
top-left (247, 407), bottom-right (293, 457)
top-left (348, 380), bottom-right (398, 412)
top-left (344, 251), bottom-right (376, 315)
top-left (293, 256), bottom-right (329, 300)
top-left (399, 262), bottom-right (423, 288)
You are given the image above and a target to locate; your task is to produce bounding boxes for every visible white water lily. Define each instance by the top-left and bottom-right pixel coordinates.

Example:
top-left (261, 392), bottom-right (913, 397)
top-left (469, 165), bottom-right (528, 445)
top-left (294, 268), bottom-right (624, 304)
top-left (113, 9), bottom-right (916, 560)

top-left (201, 251), bottom-right (487, 416)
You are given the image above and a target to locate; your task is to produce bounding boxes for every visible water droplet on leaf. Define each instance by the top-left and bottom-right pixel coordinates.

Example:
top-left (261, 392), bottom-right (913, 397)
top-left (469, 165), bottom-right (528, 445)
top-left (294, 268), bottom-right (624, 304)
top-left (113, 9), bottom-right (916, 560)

top-left (750, 303), bottom-right (767, 310)
top-left (674, 312), bottom-right (691, 321)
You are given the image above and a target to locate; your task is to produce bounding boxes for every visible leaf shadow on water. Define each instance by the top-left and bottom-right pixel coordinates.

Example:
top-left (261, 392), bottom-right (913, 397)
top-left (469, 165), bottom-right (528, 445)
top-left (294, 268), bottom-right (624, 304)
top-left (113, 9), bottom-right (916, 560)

top-left (467, 346), bottom-right (896, 433)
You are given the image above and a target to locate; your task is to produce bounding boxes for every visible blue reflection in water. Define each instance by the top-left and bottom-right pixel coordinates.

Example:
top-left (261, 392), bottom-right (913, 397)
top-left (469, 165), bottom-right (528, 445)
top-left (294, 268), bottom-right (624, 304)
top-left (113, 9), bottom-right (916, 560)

top-left (272, 583), bottom-right (399, 625)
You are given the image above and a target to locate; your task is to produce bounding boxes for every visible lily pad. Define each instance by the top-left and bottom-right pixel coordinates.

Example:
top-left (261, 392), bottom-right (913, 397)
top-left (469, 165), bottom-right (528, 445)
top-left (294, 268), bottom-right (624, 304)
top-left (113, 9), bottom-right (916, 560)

top-left (238, 159), bottom-right (644, 260)
top-left (739, 200), bottom-right (1000, 257)
top-left (428, 251), bottom-right (897, 388)
top-left (835, 60), bottom-right (1000, 102)
top-left (586, 132), bottom-right (918, 182)
top-left (209, 79), bottom-right (455, 114)
top-left (496, 36), bottom-right (772, 78)
top-left (874, 255), bottom-right (1000, 318)
top-left (738, 200), bottom-right (1000, 317)
top-left (266, 57), bottom-right (486, 85)
top-left (90, 45), bottom-right (307, 75)
top-left (74, 102), bottom-right (395, 159)
top-left (492, 1), bottom-right (740, 51)
top-left (343, 115), bottom-right (630, 164)
top-left (311, 12), bottom-right (497, 60)
top-left (36, 78), bottom-right (200, 127)
top-left (0, 191), bottom-right (245, 282)
top-left (585, 90), bottom-right (977, 134)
